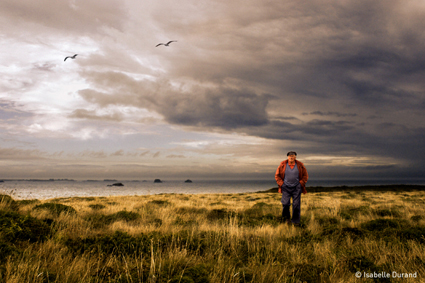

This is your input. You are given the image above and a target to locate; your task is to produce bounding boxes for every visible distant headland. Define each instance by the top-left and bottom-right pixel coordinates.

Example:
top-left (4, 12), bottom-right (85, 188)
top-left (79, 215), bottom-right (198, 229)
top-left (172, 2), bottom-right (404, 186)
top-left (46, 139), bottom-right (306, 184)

top-left (260, 184), bottom-right (425, 193)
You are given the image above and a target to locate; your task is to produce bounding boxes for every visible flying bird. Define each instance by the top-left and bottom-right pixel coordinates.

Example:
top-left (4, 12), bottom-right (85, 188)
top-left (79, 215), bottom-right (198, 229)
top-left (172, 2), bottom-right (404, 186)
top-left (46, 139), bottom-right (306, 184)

top-left (156, 41), bottom-right (177, 47)
top-left (64, 54), bottom-right (78, 61)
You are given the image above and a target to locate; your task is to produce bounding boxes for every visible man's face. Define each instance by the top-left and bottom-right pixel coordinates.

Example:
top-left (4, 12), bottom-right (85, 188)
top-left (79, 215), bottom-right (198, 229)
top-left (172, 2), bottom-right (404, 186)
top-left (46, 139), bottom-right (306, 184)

top-left (287, 154), bottom-right (296, 163)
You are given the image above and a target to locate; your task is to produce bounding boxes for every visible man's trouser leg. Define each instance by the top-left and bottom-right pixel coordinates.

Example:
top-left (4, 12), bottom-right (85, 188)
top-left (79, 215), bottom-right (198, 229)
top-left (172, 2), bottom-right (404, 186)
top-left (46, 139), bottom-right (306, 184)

top-left (281, 185), bottom-right (291, 222)
top-left (291, 184), bottom-right (302, 224)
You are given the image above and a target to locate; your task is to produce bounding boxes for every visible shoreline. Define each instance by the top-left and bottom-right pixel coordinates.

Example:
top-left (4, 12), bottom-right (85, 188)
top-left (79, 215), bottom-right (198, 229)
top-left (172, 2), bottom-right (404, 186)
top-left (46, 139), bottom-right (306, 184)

top-left (262, 184), bottom-right (425, 193)
top-left (0, 183), bottom-right (425, 201)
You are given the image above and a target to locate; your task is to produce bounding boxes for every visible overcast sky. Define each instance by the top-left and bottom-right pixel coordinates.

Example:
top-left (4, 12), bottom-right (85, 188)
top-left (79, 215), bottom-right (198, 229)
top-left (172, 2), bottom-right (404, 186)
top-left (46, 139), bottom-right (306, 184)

top-left (1, 0), bottom-right (424, 181)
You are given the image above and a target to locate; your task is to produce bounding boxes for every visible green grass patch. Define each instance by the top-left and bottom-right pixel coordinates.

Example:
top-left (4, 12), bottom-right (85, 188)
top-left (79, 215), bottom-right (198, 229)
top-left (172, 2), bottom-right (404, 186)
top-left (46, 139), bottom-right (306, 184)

top-left (84, 210), bottom-right (141, 229)
top-left (88, 203), bottom-right (106, 210)
top-left (33, 203), bottom-right (76, 216)
top-left (239, 202), bottom-right (280, 227)
top-left (339, 205), bottom-right (370, 220)
top-left (373, 207), bottom-right (402, 217)
top-left (0, 194), bottom-right (19, 211)
top-left (361, 219), bottom-right (406, 231)
top-left (175, 207), bottom-right (207, 215)
top-left (72, 197), bottom-right (96, 202)
top-left (147, 200), bottom-right (172, 206)
top-left (292, 263), bottom-right (326, 283)
top-left (169, 264), bottom-right (210, 283)
top-left (0, 210), bottom-right (51, 243)
top-left (411, 215), bottom-right (424, 222)
top-left (316, 216), bottom-right (340, 226)
top-left (346, 255), bottom-right (377, 273)
top-left (341, 192), bottom-right (357, 199)
top-left (360, 219), bottom-right (425, 243)
top-left (16, 199), bottom-right (40, 206)
top-left (0, 242), bottom-right (17, 263)
top-left (206, 209), bottom-right (235, 222)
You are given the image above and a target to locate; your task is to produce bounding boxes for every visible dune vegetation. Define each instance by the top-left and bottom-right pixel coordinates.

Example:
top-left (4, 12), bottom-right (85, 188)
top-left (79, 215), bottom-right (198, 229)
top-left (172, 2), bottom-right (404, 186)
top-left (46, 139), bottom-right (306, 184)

top-left (1, 187), bottom-right (425, 282)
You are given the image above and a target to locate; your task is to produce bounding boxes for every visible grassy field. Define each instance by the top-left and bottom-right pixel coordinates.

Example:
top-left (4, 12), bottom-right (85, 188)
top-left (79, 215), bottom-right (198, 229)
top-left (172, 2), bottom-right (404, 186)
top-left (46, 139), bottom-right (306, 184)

top-left (1, 186), bottom-right (425, 282)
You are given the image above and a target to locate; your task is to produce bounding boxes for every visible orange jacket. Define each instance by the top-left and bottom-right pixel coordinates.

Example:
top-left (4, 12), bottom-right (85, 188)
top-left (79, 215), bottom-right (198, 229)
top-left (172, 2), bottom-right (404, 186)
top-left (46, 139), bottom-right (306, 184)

top-left (275, 160), bottom-right (308, 194)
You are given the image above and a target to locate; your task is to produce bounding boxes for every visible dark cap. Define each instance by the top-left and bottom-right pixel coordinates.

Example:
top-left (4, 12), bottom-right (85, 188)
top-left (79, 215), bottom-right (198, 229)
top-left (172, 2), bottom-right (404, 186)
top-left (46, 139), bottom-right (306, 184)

top-left (287, 151), bottom-right (297, 156)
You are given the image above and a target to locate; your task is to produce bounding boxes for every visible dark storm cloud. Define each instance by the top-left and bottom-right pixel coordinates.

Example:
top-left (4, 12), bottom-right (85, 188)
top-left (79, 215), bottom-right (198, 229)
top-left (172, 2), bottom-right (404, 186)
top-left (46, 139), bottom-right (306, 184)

top-left (77, 71), bottom-right (270, 129)
top-left (272, 116), bottom-right (300, 121)
top-left (162, 88), bottom-right (270, 129)
top-left (245, 119), bottom-right (357, 142)
top-left (242, 114), bottom-right (425, 176)
top-left (305, 111), bottom-right (357, 118)
top-left (214, 2), bottom-right (421, 100)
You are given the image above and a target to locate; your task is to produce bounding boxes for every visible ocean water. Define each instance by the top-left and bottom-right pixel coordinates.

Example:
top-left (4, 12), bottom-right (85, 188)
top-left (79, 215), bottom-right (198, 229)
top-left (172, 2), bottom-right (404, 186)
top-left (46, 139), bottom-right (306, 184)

top-left (1, 179), bottom-right (424, 200)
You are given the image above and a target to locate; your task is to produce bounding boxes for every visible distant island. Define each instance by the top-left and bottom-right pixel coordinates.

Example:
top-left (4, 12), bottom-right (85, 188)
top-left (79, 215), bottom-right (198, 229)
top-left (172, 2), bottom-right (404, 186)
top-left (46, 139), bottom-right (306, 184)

top-left (154, 179), bottom-right (162, 183)
top-left (0, 179), bottom-right (76, 182)
top-left (107, 182), bottom-right (124, 187)
top-left (184, 179), bottom-right (193, 183)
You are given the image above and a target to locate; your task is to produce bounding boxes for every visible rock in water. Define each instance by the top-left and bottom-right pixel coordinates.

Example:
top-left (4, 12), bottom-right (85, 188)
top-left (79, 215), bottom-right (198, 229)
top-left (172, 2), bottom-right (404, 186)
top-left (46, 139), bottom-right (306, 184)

top-left (107, 182), bottom-right (124, 187)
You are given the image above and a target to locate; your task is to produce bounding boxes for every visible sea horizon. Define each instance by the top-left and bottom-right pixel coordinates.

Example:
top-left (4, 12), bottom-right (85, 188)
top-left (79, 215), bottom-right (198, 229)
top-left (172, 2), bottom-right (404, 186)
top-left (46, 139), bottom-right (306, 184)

top-left (2, 177), bottom-right (425, 184)
top-left (2, 178), bottom-right (425, 200)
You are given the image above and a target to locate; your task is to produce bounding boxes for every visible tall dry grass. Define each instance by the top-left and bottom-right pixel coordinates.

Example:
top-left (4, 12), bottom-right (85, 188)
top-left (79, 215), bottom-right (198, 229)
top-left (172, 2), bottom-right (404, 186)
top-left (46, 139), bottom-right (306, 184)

top-left (1, 189), bottom-right (425, 282)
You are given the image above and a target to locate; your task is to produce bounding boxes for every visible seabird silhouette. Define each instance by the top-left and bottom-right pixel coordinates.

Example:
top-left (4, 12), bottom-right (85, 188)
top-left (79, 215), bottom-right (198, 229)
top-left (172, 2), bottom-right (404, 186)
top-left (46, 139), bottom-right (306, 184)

top-left (64, 54), bottom-right (78, 61)
top-left (156, 41), bottom-right (177, 47)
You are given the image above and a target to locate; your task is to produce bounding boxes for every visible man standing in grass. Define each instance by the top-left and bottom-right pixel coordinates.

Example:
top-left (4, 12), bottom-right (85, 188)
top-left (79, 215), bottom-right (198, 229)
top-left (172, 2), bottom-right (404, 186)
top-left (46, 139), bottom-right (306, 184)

top-left (275, 151), bottom-right (308, 225)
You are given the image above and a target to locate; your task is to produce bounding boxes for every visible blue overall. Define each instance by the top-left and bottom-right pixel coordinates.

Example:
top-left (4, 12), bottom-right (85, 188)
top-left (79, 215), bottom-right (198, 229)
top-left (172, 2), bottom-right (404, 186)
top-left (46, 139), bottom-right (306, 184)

top-left (281, 163), bottom-right (301, 224)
